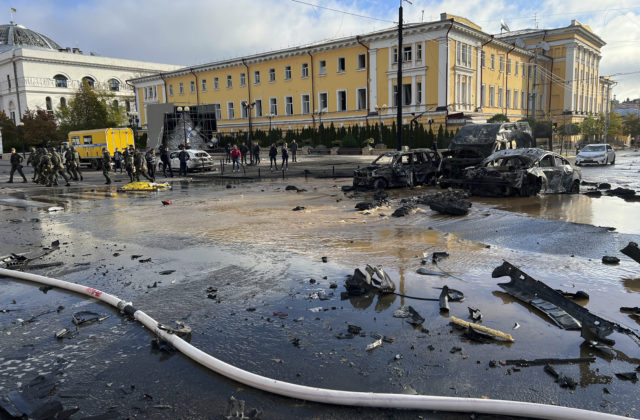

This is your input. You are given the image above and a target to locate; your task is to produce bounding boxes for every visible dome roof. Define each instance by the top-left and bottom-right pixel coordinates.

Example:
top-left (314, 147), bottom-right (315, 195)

top-left (0, 23), bottom-right (62, 51)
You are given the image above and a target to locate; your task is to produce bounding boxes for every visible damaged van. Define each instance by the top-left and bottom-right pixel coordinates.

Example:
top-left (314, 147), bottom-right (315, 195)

top-left (438, 122), bottom-right (533, 187)
top-left (463, 148), bottom-right (582, 197)
top-left (352, 149), bottom-right (440, 190)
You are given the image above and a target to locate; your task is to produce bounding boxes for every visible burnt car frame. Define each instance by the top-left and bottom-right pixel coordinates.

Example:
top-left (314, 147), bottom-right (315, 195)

top-left (352, 149), bottom-right (440, 190)
top-left (438, 122), bottom-right (534, 187)
top-left (463, 148), bottom-right (582, 197)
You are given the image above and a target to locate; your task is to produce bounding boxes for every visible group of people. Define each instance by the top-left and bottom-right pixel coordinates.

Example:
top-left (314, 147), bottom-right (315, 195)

top-left (225, 140), bottom-right (298, 172)
top-left (101, 146), bottom-right (161, 185)
top-left (8, 146), bottom-right (82, 187)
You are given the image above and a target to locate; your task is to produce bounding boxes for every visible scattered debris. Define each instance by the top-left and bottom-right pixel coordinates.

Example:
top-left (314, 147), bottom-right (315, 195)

top-left (584, 190), bottom-right (602, 198)
top-left (598, 183), bottom-right (611, 190)
top-left (621, 307), bottom-right (640, 315)
top-left (506, 357), bottom-right (595, 367)
top-left (322, 256), bottom-right (328, 263)
top-left (157, 321), bottom-right (191, 338)
top-left (344, 264), bottom-right (396, 296)
top-left (55, 328), bottom-right (75, 339)
top-left (131, 254), bottom-right (143, 259)
top-left (416, 268), bottom-right (446, 276)
top-left (555, 290), bottom-right (590, 300)
top-left (47, 206), bottom-right (64, 212)
top-left (161, 200), bottom-right (172, 206)
top-left (513, 322), bottom-right (520, 330)
top-left (468, 307), bottom-right (482, 321)
top-left (159, 270), bottom-right (175, 275)
top-left (621, 242), bottom-right (640, 265)
top-left (139, 258), bottom-right (152, 263)
top-left (224, 396), bottom-right (261, 419)
top-left (606, 187), bottom-right (636, 198)
top-left (450, 316), bottom-right (514, 342)
top-left (292, 206), bottom-right (306, 211)
top-left (347, 324), bottom-right (362, 334)
top-left (439, 286), bottom-right (450, 313)
top-left (450, 346), bottom-right (462, 353)
top-left (615, 372), bottom-right (638, 382)
top-left (366, 338), bottom-right (383, 351)
top-left (39, 285), bottom-right (53, 293)
top-left (0, 374), bottom-right (78, 419)
top-left (461, 326), bottom-right (494, 343)
top-left (72, 311), bottom-right (108, 326)
top-left (424, 251), bottom-right (449, 264)
top-left (393, 306), bottom-right (425, 325)
top-left (391, 204), bottom-right (416, 217)
top-left (309, 307), bottom-right (324, 312)
top-left (602, 256), bottom-right (620, 265)
top-left (544, 364), bottom-right (577, 389)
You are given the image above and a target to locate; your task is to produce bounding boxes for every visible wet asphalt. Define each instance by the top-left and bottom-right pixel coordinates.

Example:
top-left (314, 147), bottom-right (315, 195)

top-left (0, 151), bottom-right (639, 419)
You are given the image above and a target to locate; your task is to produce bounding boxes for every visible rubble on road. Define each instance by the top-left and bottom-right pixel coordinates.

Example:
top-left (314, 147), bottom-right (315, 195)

top-left (621, 242), bottom-right (640, 265)
top-left (344, 265), bottom-right (396, 296)
top-left (415, 191), bottom-right (472, 216)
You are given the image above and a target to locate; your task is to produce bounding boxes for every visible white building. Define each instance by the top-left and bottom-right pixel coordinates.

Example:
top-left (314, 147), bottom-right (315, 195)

top-left (0, 22), bottom-right (182, 124)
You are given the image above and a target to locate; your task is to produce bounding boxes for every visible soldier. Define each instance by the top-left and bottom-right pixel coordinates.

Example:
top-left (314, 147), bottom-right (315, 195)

top-left (26, 146), bottom-right (38, 182)
top-left (64, 146), bottom-right (79, 181)
top-left (102, 148), bottom-right (112, 185)
top-left (72, 146), bottom-right (83, 181)
top-left (7, 148), bottom-right (27, 183)
top-left (124, 146), bottom-right (136, 182)
top-left (134, 149), bottom-right (153, 181)
top-left (39, 150), bottom-right (53, 186)
top-left (50, 148), bottom-right (71, 186)
top-left (145, 148), bottom-right (156, 181)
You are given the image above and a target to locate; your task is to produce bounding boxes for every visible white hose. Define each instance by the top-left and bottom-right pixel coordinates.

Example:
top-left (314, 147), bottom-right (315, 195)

top-left (0, 267), bottom-right (630, 420)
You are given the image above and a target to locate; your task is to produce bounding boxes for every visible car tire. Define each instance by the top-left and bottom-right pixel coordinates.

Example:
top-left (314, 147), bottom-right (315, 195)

top-left (569, 180), bottom-right (580, 194)
top-left (373, 178), bottom-right (388, 190)
top-left (610, 157), bottom-right (615, 165)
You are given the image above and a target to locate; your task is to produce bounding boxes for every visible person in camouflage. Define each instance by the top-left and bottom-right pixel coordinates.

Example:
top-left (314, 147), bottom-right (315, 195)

top-left (39, 150), bottom-right (54, 187)
top-left (134, 149), bottom-right (153, 181)
top-left (73, 146), bottom-right (83, 181)
top-left (26, 147), bottom-right (39, 182)
top-left (7, 148), bottom-right (27, 183)
top-left (50, 148), bottom-right (71, 186)
top-left (64, 146), bottom-right (79, 181)
top-left (123, 147), bottom-right (136, 182)
top-left (102, 148), bottom-right (112, 185)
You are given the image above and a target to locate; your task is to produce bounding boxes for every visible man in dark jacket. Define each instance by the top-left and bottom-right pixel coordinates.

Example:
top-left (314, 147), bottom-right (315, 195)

top-left (8, 148), bottom-right (27, 183)
top-left (160, 146), bottom-right (173, 177)
top-left (178, 147), bottom-right (190, 176)
top-left (145, 148), bottom-right (156, 181)
top-left (269, 143), bottom-right (278, 171)
top-left (239, 142), bottom-right (248, 166)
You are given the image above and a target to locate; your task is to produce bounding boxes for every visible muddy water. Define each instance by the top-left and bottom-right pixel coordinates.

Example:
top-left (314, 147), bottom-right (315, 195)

top-left (1, 174), bottom-right (639, 419)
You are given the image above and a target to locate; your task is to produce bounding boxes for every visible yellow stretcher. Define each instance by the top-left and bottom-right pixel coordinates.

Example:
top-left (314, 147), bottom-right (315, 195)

top-left (119, 182), bottom-right (171, 191)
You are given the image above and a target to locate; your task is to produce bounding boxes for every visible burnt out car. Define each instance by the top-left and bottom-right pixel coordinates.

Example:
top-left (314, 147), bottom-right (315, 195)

top-left (463, 148), bottom-right (581, 197)
top-left (352, 149), bottom-right (440, 190)
top-left (438, 122), bottom-right (533, 187)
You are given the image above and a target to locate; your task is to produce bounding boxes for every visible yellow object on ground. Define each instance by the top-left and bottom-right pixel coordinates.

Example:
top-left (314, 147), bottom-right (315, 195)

top-left (450, 316), bottom-right (514, 342)
top-left (119, 182), bottom-right (171, 191)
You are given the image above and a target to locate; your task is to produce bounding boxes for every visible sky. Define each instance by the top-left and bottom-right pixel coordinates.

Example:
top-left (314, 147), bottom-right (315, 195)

top-left (6, 0), bottom-right (640, 101)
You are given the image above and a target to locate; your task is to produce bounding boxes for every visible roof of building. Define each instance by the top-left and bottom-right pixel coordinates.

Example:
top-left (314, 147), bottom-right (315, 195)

top-left (0, 22), bottom-right (62, 52)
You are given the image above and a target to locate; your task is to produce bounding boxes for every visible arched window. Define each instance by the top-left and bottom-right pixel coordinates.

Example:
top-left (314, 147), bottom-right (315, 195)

top-left (45, 97), bottom-right (53, 113)
top-left (54, 74), bottom-right (68, 88)
top-left (82, 76), bottom-right (95, 88)
top-left (108, 78), bottom-right (120, 92)
top-left (60, 97), bottom-right (67, 108)
top-left (8, 101), bottom-right (15, 124)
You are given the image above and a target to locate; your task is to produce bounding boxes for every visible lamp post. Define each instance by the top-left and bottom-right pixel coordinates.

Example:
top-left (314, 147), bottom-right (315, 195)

top-left (375, 104), bottom-right (387, 145)
top-left (17, 121), bottom-right (24, 158)
top-left (396, 0), bottom-right (412, 151)
top-left (127, 111), bottom-right (139, 147)
top-left (266, 113), bottom-right (274, 142)
top-left (176, 106), bottom-right (190, 148)
top-left (314, 108), bottom-right (326, 146)
top-left (242, 100), bottom-right (255, 164)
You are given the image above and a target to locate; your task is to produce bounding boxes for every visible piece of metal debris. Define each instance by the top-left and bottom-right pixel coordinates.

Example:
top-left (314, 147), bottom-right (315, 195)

top-left (468, 307), bottom-right (482, 321)
top-left (366, 338), bottom-right (383, 351)
top-left (416, 268), bottom-right (446, 276)
top-left (621, 242), bottom-right (640, 265)
top-left (72, 311), bottom-right (108, 326)
top-left (506, 357), bottom-right (595, 367)
top-left (544, 364), bottom-right (577, 389)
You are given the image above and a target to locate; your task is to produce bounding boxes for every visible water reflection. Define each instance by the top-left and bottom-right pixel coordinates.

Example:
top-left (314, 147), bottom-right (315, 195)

top-left (622, 278), bottom-right (640, 294)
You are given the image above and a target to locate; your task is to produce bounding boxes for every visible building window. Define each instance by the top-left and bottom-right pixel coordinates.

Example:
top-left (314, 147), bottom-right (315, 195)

top-left (285, 96), bottom-right (293, 115)
top-left (301, 94), bottom-right (310, 114)
top-left (82, 76), bottom-right (95, 88)
top-left (357, 54), bottom-right (366, 69)
top-left (319, 60), bottom-right (326, 76)
top-left (337, 57), bottom-right (346, 73)
top-left (489, 86), bottom-right (495, 107)
top-left (403, 46), bottom-right (412, 62)
top-left (241, 102), bottom-right (248, 119)
top-left (457, 42), bottom-right (472, 67)
top-left (54, 74), bottom-right (67, 88)
top-left (507, 59), bottom-right (511, 74)
top-left (227, 102), bottom-right (235, 119)
top-left (522, 62), bottom-right (526, 78)
top-left (125, 100), bottom-right (130, 112)
top-left (506, 89), bottom-right (511, 109)
top-left (213, 103), bottom-right (221, 120)
top-left (179, 82), bottom-right (184, 95)
top-left (108, 78), bottom-right (120, 91)
top-left (6, 75), bottom-right (11, 89)
top-left (269, 68), bottom-right (275, 82)
top-left (201, 79), bottom-right (207, 92)
top-left (169, 84), bottom-right (173, 96)
top-left (301, 63), bottom-right (309, 78)
top-left (254, 71), bottom-right (260, 84)
top-left (60, 97), bottom-right (66, 108)
top-left (255, 99), bottom-right (262, 117)
top-left (393, 48), bottom-right (398, 64)
top-left (515, 61), bottom-right (519, 76)
top-left (45, 97), bottom-right (52, 113)
top-left (481, 51), bottom-right (486, 68)
top-left (190, 80), bottom-right (196, 93)
top-left (521, 91), bottom-right (526, 110)
top-left (514, 89), bottom-right (519, 109)
top-left (481, 84), bottom-right (486, 107)
top-left (498, 87), bottom-right (504, 107)
top-left (337, 90), bottom-right (347, 111)
top-left (416, 44), bottom-right (422, 61)
top-left (392, 85), bottom-right (398, 107)
top-left (490, 54), bottom-right (495, 70)
top-left (226, 75), bottom-right (232, 88)
top-left (356, 88), bottom-right (367, 110)
top-left (284, 66), bottom-right (291, 80)
top-left (403, 84), bottom-right (411, 106)
top-left (319, 92), bottom-right (328, 111)
top-left (214, 77), bottom-right (219, 89)
top-left (269, 97), bottom-right (278, 115)
top-left (416, 82), bottom-right (422, 104)
top-left (240, 73), bottom-right (246, 86)
top-left (499, 56), bottom-right (504, 72)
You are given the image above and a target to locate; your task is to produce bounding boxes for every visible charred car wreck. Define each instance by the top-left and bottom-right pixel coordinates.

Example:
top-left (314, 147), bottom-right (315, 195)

top-left (463, 148), bottom-right (582, 197)
top-left (438, 122), bottom-right (533, 188)
top-left (352, 149), bottom-right (439, 190)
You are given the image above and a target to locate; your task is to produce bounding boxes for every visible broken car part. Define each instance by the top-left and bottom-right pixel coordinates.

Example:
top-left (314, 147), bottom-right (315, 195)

top-left (392, 306), bottom-right (425, 326)
top-left (0, 268), bottom-right (628, 420)
top-left (506, 357), bottom-right (595, 367)
top-left (71, 311), bottom-right (108, 326)
top-left (544, 364), bottom-right (577, 389)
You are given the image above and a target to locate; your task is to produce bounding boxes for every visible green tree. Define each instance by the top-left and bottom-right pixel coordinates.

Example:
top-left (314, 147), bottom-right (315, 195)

top-left (606, 112), bottom-right (622, 141)
top-left (487, 113), bottom-right (510, 123)
top-left (0, 112), bottom-right (18, 152)
top-left (22, 109), bottom-right (62, 147)
top-left (581, 115), bottom-right (604, 140)
top-left (622, 114), bottom-right (640, 138)
top-left (56, 80), bottom-right (123, 135)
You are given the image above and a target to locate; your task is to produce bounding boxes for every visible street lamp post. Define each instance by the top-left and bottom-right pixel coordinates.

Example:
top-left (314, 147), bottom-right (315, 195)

top-left (266, 113), bottom-right (274, 142)
top-left (176, 106), bottom-right (190, 148)
top-left (242, 100), bottom-right (255, 164)
top-left (127, 111), bottom-right (139, 147)
top-left (374, 104), bottom-right (387, 145)
top-left (314, 108), bottom-right (326, 146)
top-left (17, 122), bottom-right (24, 158)
top-left (396, 0), bottom-right (412, 151)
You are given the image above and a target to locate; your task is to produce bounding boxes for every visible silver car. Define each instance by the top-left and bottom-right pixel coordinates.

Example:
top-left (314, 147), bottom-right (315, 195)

top-left (575, 143), bottom-right (615, 166)
top-left (169, 149), bottom-right (215, 172)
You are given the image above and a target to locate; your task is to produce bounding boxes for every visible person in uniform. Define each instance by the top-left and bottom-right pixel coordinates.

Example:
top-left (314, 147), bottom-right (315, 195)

top-left (290, 140), bottom-right (298, 163)
top-left (178, 146), bottom-right (190, 176)
top-left (124, 146), bottom-right (136, 182)
top-left (253, 142), bottom-right (260, 165)
top-left (134, 149), bottom-right (153, 181)
top-left (7, 148), bottom-right (27, 183)
top-left (64, 146), bottom-right (78, 181)
top-left (72, 146), bottom-right (83, 181)
top-left (50, 148), bottom-right (71, 186)
top-left (39, 150), bottom-right (53, 186)
top-left (160, 146), bottom-right (173, 177)
top-left (102, 148), bottom-right (112, 184)
top-left (26, 147), bottom-right (38, 182)
top-left (113, 148), bottom-right (123, 173)
top-left (145, 148), bottom-right (156, 181)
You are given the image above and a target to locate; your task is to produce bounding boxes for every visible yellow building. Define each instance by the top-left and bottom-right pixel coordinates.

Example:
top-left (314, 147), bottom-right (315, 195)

top-left (129, 13), bottom-right (608, 147)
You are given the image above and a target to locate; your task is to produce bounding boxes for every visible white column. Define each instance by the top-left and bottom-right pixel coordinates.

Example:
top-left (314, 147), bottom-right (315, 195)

top-left (411, 75), bottom-right (416, 106)
top-left (564, 44), bottom-right (576, 112)
top-left (369, 48), bottom-right (378, 112)
top-left (476, 48), bottom-right (482, 109)
top-left (438, 37), bottom-right (449, 108)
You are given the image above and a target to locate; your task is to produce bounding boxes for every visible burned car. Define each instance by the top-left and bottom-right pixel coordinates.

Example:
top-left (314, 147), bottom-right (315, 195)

top-left (463, 148), bottom-right (581, 197)
top-left (439, 122), bottom-right (533, 187)
top-left (352, 149), bottom-right (440, 190)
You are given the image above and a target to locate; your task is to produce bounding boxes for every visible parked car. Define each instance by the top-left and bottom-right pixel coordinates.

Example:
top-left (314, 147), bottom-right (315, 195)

top-left (463, 148), bottom-right (582, 197)
top-left (575, 143), bottom-right (615, 166)
top-left (438, 122), bottom-right (534, 188)
top-left (352, 149), bottom-right (440, 190)
top-left (168, 149), bottom-right (215, 172)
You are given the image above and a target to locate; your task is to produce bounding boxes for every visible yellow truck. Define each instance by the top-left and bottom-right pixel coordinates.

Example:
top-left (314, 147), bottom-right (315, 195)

top-left (67, 128), bottom-right (135, 169)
